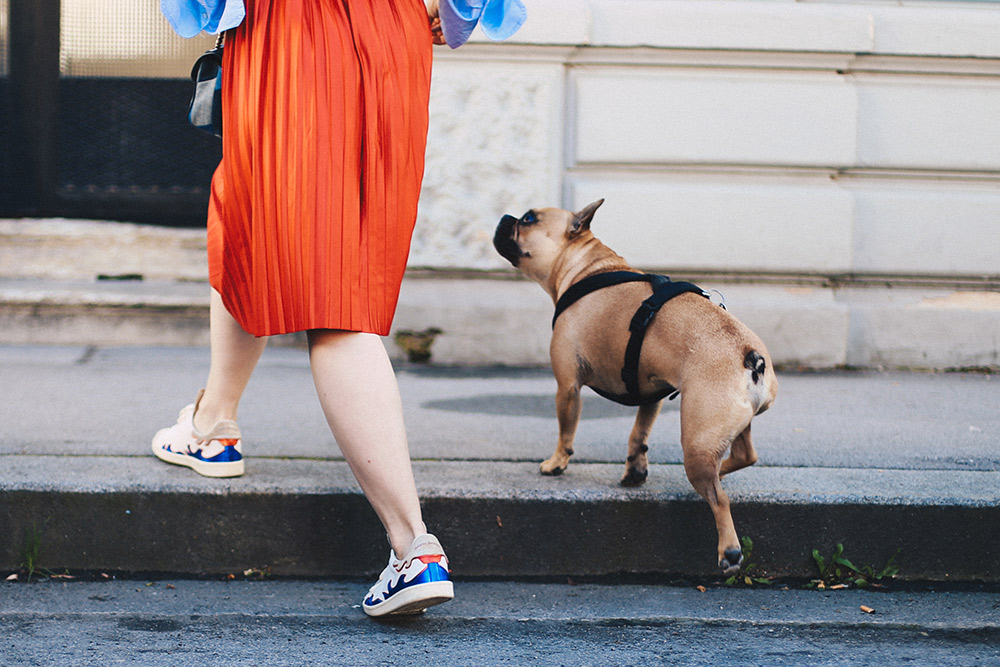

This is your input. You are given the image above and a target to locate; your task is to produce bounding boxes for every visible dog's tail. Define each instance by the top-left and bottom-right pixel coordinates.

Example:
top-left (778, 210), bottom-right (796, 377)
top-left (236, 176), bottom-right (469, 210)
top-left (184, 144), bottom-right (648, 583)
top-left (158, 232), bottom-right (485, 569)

top-left (744, 349), bottom-right (766, 384)
top-left (743, 349), bottom-right (772, 414)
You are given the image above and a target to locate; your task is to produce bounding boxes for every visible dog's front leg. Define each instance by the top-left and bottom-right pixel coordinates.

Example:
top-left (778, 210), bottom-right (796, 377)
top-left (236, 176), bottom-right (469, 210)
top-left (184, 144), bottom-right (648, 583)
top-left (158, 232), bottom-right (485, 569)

top-left (541, 383), bottom-right (582, 476)
top-left (621, 400), bottom-right (662, 486)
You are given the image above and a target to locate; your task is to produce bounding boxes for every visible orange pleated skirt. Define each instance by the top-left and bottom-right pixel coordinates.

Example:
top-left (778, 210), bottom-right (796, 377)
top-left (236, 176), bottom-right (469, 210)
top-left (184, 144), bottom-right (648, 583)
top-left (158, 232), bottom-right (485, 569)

top-left (206, 0), bottom-right (433, 336)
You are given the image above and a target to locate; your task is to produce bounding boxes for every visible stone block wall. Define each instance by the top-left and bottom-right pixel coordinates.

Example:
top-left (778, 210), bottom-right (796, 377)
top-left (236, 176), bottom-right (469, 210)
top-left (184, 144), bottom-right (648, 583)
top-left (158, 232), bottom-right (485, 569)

top-left (396, 0), bottom-right (1000, 369)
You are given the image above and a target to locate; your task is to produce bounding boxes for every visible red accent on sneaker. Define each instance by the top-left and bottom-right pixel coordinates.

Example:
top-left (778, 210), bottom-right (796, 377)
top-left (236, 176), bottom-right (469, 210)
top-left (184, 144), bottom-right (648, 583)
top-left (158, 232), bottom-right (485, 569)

top-left (216, 438), bottom-right (240, 448)
top-left (416, 555), bottom-right (443, 565)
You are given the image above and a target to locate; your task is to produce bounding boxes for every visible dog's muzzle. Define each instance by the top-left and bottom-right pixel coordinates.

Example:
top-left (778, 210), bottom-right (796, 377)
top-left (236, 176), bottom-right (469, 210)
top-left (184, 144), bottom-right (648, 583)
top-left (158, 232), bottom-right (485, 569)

top-left (493, 214), bottom-right (523, 267)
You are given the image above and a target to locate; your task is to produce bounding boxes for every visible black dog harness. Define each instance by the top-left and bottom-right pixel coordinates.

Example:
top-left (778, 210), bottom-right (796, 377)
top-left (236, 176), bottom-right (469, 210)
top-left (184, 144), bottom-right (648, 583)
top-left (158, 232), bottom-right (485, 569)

top-left (552, 271), bottom-right (711, 406)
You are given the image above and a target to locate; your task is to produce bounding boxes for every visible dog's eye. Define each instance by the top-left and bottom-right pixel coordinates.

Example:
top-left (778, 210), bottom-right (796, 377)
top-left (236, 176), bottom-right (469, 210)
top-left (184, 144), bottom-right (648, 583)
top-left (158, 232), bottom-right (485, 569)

top-left (521, 211), bottom-right (537, 225)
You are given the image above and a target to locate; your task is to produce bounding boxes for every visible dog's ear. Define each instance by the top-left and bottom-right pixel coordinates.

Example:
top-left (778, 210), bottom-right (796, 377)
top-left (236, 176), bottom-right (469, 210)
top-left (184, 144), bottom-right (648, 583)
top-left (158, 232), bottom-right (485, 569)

top-left (570, 199), bottom-right (604, 235)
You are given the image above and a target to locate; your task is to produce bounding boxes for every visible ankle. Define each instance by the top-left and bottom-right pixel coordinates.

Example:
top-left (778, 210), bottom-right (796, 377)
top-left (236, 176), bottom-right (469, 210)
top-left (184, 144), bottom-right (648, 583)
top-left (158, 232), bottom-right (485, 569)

top-left (192, 394), bottom-right (238, 434)
top-left (388, 522), bottom-right (429, 559)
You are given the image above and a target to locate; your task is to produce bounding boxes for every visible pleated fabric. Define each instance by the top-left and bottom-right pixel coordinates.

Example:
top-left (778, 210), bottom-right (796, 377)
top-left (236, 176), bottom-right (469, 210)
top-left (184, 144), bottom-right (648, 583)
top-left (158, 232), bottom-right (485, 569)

top-left (206, 0), bottom-right (433, 336)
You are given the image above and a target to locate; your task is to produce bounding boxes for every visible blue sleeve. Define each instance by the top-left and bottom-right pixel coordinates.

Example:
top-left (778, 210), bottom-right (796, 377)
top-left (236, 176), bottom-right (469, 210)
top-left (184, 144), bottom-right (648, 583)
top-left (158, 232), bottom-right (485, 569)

top-left (480, 0), bottom-right (527, 42)
top-left (440, 0), bottom-right (525, 49)
top-left (161, 0), bottom-right (244, 38)
top-left (161, 0), bottom-right (209, 39)
top-left (207, 0), bottom-right (246, 34)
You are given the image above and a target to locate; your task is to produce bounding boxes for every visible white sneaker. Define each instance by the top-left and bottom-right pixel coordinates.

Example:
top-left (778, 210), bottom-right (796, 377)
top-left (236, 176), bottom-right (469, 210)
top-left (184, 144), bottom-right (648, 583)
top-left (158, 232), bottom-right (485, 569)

top-left (151, 390), bottom-right (244, 478)
top-left (363, 534), bottom-right (454, 617)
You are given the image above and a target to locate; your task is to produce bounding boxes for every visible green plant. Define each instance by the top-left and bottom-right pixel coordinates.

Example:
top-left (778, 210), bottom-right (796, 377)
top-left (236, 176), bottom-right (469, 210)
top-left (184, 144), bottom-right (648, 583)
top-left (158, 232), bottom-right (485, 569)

top-left (20, 523), bottom-right (45, 582)
top-left (809, 543), bottom-right (900, 589)
top-left (725, 536), bottom-right (775, 586)
top-left (16, 523), bottom-right (73, 582)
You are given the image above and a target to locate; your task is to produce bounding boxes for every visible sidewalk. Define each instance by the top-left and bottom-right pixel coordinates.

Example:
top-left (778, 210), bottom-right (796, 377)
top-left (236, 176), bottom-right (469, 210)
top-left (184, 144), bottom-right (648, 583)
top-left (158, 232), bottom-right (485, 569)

top-left (1, 344), bottom-right (997, 582)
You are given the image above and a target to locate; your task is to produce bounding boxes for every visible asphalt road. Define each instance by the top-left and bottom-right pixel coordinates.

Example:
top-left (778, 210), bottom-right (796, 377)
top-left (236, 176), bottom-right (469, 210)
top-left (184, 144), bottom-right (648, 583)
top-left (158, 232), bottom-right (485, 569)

top-left (3, 579), bottom-right (998, 666)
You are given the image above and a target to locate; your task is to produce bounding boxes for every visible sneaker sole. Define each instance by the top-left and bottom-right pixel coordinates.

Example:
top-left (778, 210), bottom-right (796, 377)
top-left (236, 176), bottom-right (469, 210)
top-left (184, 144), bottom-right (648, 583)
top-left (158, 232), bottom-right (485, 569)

top-left (363, 580), bottom-right (455, 618)
top-left (152, 443), bottom-right (245, 478)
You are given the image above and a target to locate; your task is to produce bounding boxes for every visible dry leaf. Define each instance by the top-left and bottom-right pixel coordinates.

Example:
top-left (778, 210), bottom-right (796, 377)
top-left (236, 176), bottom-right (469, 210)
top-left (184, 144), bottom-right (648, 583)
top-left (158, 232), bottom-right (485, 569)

top-left (830, 584), bottom-right (848, 590)
top-left (696, 585), bottom-right (707, 593)
top-left (860, 605), bottom-right (875, 614)
top-left (166, 584), bottom-right (176, 590)
top-left (496, 515), bottom-right (503, 528)
top-left (5, 573), bottom-right (17, 582)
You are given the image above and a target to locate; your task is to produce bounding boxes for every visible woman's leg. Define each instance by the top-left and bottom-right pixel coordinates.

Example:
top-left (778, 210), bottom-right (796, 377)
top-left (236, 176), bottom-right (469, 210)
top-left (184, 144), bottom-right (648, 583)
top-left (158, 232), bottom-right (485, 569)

top-left (193, 288), bottom-right (268, 432)
top-left (306, 329), bottom-right (426, 558)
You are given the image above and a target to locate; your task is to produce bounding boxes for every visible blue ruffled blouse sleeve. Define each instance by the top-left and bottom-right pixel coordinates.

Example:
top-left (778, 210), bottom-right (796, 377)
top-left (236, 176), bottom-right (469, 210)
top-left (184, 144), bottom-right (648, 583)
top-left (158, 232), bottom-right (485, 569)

top-left (161, 0), bottom-right (245, 38)
top-left (439, 0), bottom-right (527, 49)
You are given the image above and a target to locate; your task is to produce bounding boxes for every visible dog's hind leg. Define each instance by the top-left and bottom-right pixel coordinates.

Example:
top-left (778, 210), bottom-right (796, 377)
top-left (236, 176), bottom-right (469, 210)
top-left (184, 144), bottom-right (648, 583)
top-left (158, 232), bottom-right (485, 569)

top-left (621, 400), bottom-right (662, 486)
top-left (541, 382), bottom-right (582, 476)
top-left (679, 387), bottom-right (755, 575)
top-left (719, 424), bottom-right (758, 478)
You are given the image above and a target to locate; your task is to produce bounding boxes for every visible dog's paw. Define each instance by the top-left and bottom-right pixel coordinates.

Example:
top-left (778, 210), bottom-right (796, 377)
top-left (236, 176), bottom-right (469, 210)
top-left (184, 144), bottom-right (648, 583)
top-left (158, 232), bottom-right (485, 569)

top-left (540, 458), bottom-right (567, 476)
top-left (719, 547), bottom-right (743, 576)
top-left (620, 467), bottom-right (648, 487)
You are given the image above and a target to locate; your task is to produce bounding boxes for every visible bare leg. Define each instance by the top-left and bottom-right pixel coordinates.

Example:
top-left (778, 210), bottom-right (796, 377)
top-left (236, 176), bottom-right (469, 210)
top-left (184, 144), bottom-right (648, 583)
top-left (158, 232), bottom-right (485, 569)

top-left (307, 329), bottom-right (426, 558)
top-left (193, 289), bottom-right (268, 432)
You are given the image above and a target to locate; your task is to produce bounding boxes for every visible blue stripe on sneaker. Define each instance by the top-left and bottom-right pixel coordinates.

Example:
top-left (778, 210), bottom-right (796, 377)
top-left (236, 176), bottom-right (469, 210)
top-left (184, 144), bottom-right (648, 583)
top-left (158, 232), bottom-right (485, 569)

top-left (414, 562), bottom-right (451, 584)
top-left (198, 446), bottom-right (242, 463)
top-left (365, 563), bottom-right (451, 606)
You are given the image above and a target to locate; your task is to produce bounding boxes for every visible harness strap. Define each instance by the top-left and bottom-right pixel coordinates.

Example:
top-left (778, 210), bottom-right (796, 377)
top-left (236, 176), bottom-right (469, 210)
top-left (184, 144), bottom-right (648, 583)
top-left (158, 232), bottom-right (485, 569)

top-left (621, 275), bottom-right (707, 397)
top-left (552, 271), bottom-right (709, 405)
top-left (552, 271), bottom-right (651, 327)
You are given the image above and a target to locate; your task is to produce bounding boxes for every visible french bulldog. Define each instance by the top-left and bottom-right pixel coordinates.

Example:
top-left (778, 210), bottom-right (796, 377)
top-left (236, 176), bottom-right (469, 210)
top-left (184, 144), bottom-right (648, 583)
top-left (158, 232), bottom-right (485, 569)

top-left (493, 199), bottom-right (778, 575)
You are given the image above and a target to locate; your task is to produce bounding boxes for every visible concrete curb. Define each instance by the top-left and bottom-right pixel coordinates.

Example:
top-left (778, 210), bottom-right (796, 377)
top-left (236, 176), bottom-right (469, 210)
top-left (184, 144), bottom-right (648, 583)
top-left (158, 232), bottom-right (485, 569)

top-left (3, 456), bottom-right (997, 581)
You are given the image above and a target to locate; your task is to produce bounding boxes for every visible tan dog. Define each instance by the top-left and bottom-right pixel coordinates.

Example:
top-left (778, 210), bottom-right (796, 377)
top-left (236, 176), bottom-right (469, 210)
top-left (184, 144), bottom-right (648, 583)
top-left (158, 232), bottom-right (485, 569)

top-left (493, 199), bottom-right (778, 575)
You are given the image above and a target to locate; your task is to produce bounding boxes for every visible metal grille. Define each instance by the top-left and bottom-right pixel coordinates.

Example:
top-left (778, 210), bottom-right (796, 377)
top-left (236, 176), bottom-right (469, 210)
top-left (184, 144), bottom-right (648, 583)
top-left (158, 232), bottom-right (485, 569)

top-left (55, 0), bottom-right (222, 222)
top-left (1, 0), bottom-right (223, 223)
top-left (60, 0), bottom-right (216, 78)
top-left (59, 78), bottom-right (222, 192)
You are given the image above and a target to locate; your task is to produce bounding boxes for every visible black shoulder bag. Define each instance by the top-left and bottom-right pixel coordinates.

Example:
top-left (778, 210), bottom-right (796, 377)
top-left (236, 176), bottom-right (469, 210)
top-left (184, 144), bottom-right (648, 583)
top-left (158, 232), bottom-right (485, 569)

top-left (188, 32), bottom-right (225, 138)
